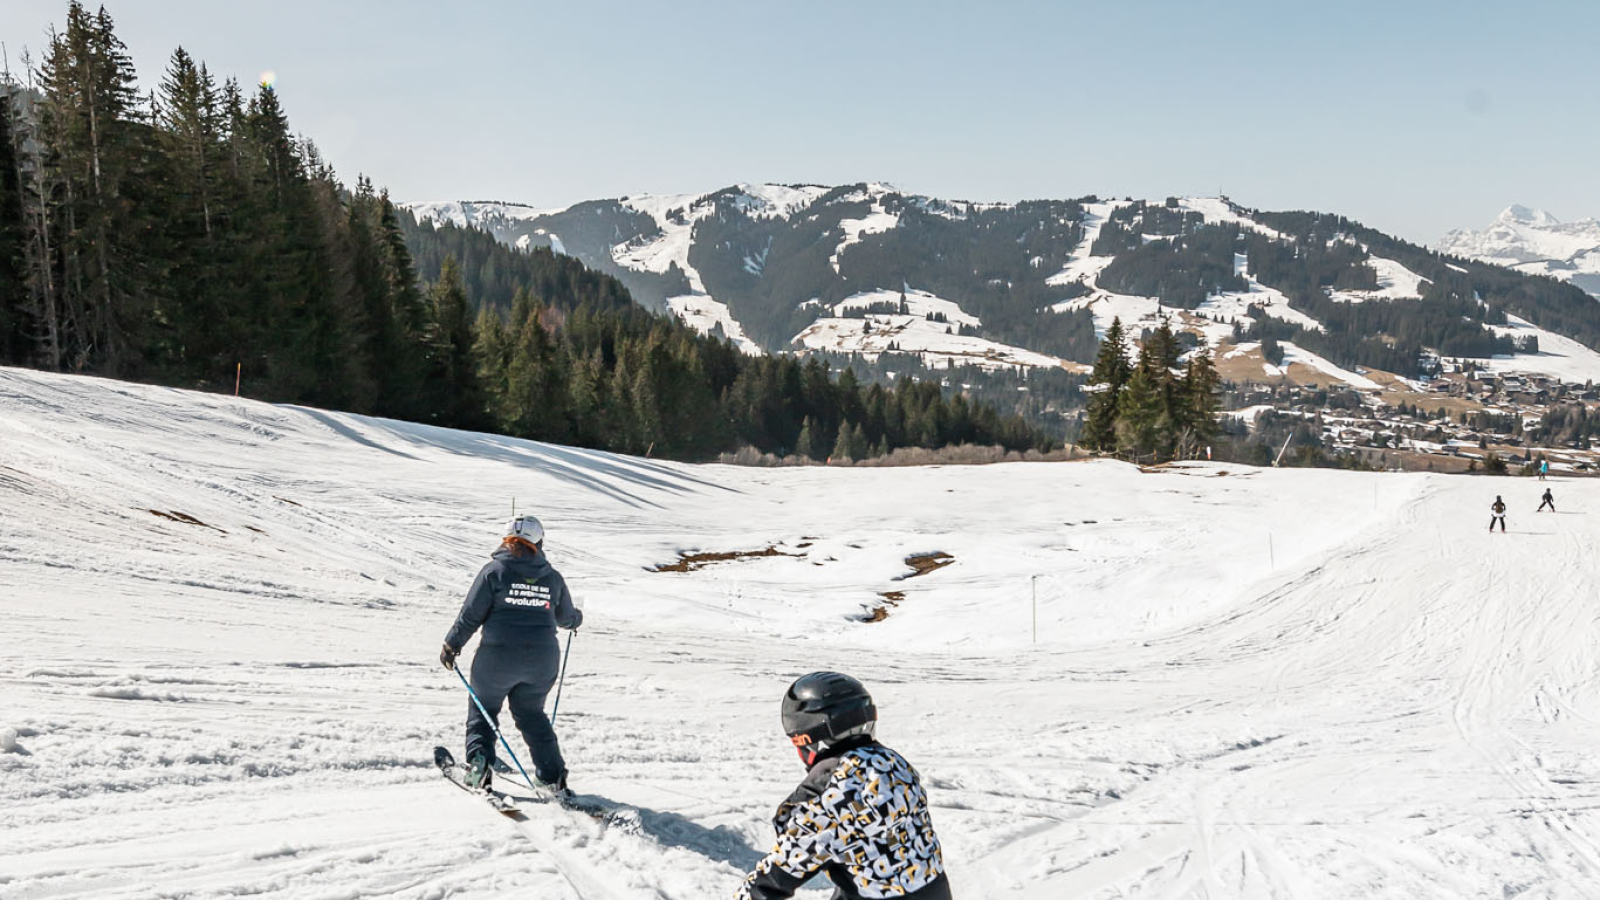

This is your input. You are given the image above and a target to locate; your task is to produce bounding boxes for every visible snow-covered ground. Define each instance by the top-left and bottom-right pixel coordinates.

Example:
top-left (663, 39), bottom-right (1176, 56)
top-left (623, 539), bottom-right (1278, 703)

top-left (830, 204), bottom-right (899, 274)
top-left (5, 367), bottom-right (1600, 898)
top-left (1228, 340), bottom-right (1384, 390)
top-left (1328, 256), bottom-right (1430, 303)
top-left (1051, 205), bottom-right (1321, 350)
top-left (1473, 313), bottom-right (1600, 383)
top-left (1045, 200), bottom-right (1130, 289)
top-left (793, 289), bottom-right (1067, 371)
top-left (664, 295), bottom-right (764, 356)
top-left (1192, 253), bottom-right (1325, 341)
top-left (836, 289), bottom-right (972, 326)
top-left (727, 184), bottom-right (832, 220)
top-left (615, 193), bottom-right (713, 294)
top-left (407, 200), bottom-right (568, 229)
top-left (1177, 197), bottom-right (1289, 242)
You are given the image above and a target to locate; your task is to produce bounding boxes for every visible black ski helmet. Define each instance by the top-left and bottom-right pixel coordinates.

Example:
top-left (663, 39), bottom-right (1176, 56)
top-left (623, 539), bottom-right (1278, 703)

top-left (781, 672), bottom-right (876, 765)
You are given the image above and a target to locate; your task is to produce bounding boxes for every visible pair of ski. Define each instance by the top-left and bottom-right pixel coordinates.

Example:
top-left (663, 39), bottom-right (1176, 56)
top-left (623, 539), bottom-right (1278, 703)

top-left (434, 745), bottom-right (635, 828)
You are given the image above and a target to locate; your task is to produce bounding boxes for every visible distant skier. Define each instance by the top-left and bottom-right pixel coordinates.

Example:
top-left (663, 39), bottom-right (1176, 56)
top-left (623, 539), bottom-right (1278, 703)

top-left (1490, 496), bottom-right (1507, 532)
top-left (1539, 459), bottom-right (1550, 480)
top-left (439, 515), bottom-right (581, 793)
top-left (736, 672), bottom-right (951, 900)
top-left (1538, 488), bottom-right (1555, 513)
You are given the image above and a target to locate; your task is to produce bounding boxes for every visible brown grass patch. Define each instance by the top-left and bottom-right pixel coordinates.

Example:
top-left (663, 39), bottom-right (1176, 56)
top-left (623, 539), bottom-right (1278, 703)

top-left (861, 590), bottom-right (906, 623)
top-left (148, 510), bottom-right (227, 533)
top-left (652, 546), bottom-right (795, 573)
top-left (900, 552), bottom-right (954, 579)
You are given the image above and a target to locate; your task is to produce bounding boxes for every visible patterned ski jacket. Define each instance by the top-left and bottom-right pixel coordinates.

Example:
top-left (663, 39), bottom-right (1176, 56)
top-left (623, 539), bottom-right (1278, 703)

top-left (736, 739), bottom-right (950, 900)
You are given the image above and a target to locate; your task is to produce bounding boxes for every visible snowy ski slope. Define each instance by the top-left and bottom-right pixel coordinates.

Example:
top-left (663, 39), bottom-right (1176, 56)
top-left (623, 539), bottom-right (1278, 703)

top-left (3, 366), bottom-right (1600, 898)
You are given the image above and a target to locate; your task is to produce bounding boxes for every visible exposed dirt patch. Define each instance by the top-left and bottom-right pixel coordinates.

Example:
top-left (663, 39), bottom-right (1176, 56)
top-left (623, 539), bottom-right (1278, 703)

top-left (1139, 464), bottom-right (1254, 477)
top-left (273, 496), bottom-right (303, 507)
top-left (861, 590), bottom-right (906, 623)
top-left (652, 546), bottom-right (796, 573)
top-left (865, 553), bottom-right (954, 622)
top-left (148, 510), bottom-right (227, 534)
top-left (899, 552), bottom-right (954, 580)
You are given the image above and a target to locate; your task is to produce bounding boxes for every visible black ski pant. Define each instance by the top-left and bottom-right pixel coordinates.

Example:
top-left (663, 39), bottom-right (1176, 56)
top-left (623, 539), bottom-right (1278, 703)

top-left (1539, 499), bottom-right (1555, 512)
top-left (1490, 515), bottom-right (1506, 532)
top-left (465, 639), bottom-right (565, 784)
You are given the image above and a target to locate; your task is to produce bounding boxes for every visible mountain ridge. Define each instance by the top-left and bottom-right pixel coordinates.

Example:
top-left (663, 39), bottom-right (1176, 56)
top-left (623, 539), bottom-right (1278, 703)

top-left (402, 185), bottom-right (1600, 388)
top-left (1438, 205), bottom-right (1600, 299)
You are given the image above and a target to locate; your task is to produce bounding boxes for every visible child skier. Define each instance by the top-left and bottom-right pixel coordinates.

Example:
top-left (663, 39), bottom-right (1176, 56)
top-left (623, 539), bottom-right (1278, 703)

top-left (1490, 496), bottom-right (1507, 532)
top-left (439, 515), bottom-right (582, 792)
top-left (736, 672), bottom-right (951, 900)
top-left (1538, 488), bottom-right (1555, 513)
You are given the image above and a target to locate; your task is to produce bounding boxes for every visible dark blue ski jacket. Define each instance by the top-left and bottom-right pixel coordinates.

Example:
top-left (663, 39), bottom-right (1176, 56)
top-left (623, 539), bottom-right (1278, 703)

top-left (444, 547), bottom-right (581, 651)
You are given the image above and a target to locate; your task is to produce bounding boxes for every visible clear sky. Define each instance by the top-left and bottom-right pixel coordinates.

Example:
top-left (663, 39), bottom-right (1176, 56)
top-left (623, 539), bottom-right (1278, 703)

top-left (3, 0), bottom-right (1595, 243)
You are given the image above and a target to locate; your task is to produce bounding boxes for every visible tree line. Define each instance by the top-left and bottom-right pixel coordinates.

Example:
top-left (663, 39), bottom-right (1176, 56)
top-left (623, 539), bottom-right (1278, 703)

top-left (0, 2), bottom-right (1050, 462)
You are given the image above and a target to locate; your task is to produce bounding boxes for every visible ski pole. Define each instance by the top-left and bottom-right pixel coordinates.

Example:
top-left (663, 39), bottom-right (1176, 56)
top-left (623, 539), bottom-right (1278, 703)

top-left (550, 630), bottom-right (575, 727)
top-left (454, 667), bottom-right (537, 790)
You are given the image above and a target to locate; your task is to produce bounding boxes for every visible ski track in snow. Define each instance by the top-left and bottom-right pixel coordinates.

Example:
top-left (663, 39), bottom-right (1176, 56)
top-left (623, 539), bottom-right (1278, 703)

top-left (4, 366), bottom-right (1600, 897)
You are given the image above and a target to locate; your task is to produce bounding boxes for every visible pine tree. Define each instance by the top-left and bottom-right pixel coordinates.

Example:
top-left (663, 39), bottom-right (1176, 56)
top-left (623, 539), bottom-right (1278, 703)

top-left (1082, 317), bottom-right (1132, 450)
top-left (849, 421), bottom-right (869, 460)
top-left (0, 87), bottom-right (30, 364)
top-left (1115, 346), bottom-right (1165, 457)
top-left (1184, 348), bottom-right (1222, 441)
top-left (831, 418), bottom-right (855, 462)
top-left (630, 346), bottom-right (662, 454)
top-left (429, 255), bottom-right (483, 428)
top-left (796, 415), bottom-right (819, 459)
top-left (37, 2), bottom-right (149, 373)
top-left (154, 47), bottom-right (227, 376)
top-left (473, 305), bottom-right (511, 422)
top-left (566, 341), bottom-right (602, 445)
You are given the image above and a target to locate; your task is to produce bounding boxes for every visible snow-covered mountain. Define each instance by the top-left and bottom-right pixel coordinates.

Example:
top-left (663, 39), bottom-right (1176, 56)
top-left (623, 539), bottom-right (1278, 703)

top-left (403, 186), bottom-right (1600, 387)
top-left (6, 364), bottom-right (1600, 897)
top-left (1438, 205), bottom-right (1600, 298)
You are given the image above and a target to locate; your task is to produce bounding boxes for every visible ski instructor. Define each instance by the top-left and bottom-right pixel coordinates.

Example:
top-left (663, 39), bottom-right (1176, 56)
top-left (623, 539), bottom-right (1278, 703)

top-left (439, 514), bottom-right (582, 793)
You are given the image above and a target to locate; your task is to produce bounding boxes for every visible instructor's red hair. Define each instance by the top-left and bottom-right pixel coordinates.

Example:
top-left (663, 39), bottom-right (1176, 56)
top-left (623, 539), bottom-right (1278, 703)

top-left (501, 536), bottom-right (539, 556)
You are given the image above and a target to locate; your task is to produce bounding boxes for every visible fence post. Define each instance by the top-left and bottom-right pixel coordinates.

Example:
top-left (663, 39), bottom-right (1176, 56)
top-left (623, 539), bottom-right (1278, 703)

top-left (1031, 575), bottom-right (1038, 644)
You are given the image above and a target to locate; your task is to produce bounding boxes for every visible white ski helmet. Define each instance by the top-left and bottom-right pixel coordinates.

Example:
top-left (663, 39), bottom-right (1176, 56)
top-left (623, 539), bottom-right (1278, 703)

top-left (503, 514), bottom-right (544, 546)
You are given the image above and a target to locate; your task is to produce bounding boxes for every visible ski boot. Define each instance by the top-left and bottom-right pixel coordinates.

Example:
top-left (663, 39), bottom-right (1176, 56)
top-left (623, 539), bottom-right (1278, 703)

top-left (465, 754), bottom-right (493, 791)
top-left (535, 771), bottom-right (570, 799)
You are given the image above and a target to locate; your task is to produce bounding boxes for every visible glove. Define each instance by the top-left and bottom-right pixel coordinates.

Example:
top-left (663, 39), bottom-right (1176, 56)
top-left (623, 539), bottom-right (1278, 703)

top-left (568, 608), bottom-right (583, 631)
top-left (440, 643), bottom-right (459, 671)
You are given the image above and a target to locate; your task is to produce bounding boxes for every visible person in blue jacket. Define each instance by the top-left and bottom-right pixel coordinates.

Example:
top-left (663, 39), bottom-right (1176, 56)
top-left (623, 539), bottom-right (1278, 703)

top-left (439, 515), bottom-right (581, 792)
